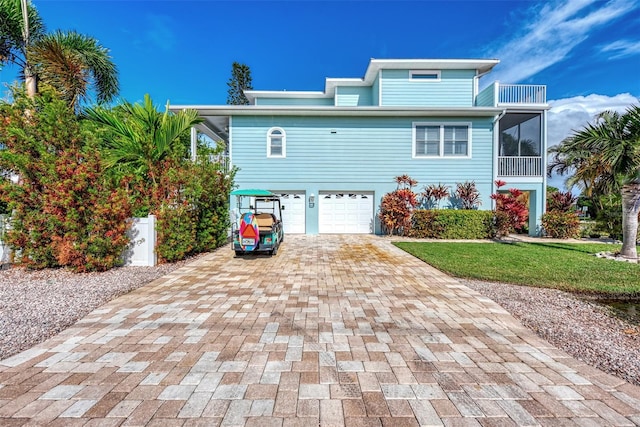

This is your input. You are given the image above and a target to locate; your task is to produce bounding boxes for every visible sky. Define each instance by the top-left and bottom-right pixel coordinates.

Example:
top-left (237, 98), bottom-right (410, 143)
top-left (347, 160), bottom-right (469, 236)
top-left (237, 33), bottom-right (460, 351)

top-left (1, 0), bottom-right (639, 189)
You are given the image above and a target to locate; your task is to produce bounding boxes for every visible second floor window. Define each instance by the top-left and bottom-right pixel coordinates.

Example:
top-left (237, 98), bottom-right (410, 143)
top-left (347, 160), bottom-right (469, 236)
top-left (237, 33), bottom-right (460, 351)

top-left (414, 123), bottom-right (470, 158)
top-left (267, 127), bottom-right (286, 157)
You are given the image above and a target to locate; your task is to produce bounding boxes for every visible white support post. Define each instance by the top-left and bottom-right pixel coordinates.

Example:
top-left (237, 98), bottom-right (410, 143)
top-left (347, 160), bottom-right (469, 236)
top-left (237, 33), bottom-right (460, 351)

top-left (190, 127), bottom-right (198, 162)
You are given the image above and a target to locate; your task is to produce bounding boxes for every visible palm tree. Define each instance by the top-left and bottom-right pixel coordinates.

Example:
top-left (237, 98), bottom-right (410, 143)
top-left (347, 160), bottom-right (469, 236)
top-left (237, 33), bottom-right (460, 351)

top-left (0, 0), bottom-right (44, 97)
top-left (84, 94), bottom-right (203, 185)
top-left (29, 30), bottom-right (119, 109)
top-left (550, 106), bottom-right (640, 260)
top-left (0, 0), bottom-right (118, 107)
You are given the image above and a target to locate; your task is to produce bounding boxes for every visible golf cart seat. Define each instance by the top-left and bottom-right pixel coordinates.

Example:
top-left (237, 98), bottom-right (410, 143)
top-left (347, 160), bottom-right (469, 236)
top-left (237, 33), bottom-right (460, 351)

top-left (256, 213), bottom-right (276, 231)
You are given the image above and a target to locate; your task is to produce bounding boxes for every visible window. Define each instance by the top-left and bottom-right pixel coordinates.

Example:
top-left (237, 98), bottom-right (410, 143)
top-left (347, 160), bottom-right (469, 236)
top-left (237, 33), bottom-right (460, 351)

top-left (267, 127), bottom-right (286, 157)
top-left (413, 123), bottom-right (471, 158)
top-left (499, 113), bottom-right (541, 157)
top-left (410, 70), bottom-right (441, 81)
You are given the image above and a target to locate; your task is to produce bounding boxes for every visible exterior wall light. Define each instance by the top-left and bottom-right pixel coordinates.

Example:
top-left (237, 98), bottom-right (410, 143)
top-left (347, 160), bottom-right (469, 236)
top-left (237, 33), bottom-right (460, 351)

top-left (309, 193), bottom-right (315, 208)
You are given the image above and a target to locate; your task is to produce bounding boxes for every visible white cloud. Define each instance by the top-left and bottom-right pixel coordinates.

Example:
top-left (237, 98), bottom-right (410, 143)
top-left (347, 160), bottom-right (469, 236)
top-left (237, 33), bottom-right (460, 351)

top-left (546, 93), bottom-right (638, 189)
top-left (601, 39), bottom-right (640, 58)
top-left (488, 0), bottom-right (637, 84)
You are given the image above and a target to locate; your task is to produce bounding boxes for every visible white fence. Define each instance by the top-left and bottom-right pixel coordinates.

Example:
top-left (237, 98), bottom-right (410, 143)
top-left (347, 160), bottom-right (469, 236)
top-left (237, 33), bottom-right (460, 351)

top-left (498, 156), bottom-right (543, 177)
top-left (0, 214), bottom-right (157, 267)
top-left (123, 215), bottom-right (157, 267)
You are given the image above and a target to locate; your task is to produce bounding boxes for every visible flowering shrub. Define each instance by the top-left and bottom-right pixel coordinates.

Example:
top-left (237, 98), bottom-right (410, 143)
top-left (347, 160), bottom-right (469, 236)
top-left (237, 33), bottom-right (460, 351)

top-left (490, 180), bottom-right (528, 237)
top-left (0, 90), bottom-right (131, 271)
top-left (379, 175), bottom-right (419, 236)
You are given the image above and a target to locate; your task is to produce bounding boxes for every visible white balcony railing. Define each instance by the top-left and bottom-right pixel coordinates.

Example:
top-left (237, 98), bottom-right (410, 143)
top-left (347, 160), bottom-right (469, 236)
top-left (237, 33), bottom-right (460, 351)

top-left (498, 156), bottom-right (542, 177)
top-left (498, 84), bottom-right (546, 105)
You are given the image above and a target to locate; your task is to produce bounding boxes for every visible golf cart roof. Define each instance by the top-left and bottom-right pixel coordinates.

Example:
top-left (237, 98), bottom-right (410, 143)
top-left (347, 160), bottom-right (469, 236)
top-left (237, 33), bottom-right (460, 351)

top-left (231, 189), bottom-right (276, 197)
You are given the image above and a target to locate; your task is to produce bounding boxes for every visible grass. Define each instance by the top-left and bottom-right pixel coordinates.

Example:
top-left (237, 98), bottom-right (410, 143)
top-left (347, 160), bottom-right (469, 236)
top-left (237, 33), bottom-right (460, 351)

top-left (394, 241), bottom-right (640, 296)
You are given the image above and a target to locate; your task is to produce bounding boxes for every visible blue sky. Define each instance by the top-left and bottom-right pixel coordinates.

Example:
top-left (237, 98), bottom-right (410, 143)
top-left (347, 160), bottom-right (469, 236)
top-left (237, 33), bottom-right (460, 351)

top-left (1, 0), bottom-right (639, 187)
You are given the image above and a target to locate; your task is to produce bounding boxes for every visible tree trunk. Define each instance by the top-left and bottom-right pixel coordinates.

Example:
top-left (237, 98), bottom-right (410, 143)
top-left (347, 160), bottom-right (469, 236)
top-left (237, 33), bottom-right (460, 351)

top-left (620, 183), bottom-right (640, 261)
top-left (25, 68), bottom-right (37, 99)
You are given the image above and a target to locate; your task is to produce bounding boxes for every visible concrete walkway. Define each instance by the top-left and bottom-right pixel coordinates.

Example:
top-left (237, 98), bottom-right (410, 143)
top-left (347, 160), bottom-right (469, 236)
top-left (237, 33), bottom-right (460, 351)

top-left (1, 235), bottom-right (639, 426)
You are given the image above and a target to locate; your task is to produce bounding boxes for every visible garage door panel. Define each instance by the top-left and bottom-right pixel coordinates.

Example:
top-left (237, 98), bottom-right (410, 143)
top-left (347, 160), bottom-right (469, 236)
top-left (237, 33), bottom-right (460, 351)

top-left (319, 192), bottom-right (373, 234)
top-left (277, 193), bottom-right (305, 234)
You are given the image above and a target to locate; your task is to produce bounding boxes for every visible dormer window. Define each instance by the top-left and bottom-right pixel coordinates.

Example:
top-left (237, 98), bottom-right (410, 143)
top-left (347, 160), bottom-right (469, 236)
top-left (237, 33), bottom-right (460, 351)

top-left (267, 127), bottom-right (286, 158)
top-left (410, 70), bottom-right (441, 81)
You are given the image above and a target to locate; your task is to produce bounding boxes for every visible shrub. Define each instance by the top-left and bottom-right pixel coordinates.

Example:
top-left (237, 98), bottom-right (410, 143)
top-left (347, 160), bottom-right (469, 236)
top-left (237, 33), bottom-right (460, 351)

top-left (547, 191), bottom-right (577, 212)
top-left (490, 180), bottom-right (528, 237)
top-left (379, 175), bottom-right (418, 236)
top-left (542, 211), bottom-right (581, 238)
top-left (452, 181), bottom-right (482, 210)
top-left (0, 90), bottom-right (131, 271)
top-left (421, 183), bottom-right (449, 209)
top-left (153, 156), bottom-right (235, 262)
top-left (410, 210), bottom-right (494, 239)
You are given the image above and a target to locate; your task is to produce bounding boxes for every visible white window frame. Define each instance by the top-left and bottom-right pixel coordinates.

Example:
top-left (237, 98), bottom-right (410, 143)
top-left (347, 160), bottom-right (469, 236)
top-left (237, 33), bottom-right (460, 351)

top-left (267, 127), bottom-right (286, 158)
top-left (412, 122), bottom-right (472, 159)
top-left (410, 70), bottom-right (441, 82)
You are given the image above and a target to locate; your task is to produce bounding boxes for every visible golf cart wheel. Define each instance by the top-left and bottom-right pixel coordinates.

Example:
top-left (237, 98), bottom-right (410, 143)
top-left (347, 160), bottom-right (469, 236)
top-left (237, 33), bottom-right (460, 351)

top-left (271, 246), bottom-right (278, 256)
top-left (235, 250), bottom-right (243, 257)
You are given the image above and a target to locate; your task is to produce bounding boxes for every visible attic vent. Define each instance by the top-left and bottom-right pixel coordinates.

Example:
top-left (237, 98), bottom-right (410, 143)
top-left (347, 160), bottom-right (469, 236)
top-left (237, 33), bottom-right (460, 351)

top-left (410, 70), bottom-right (441, 81)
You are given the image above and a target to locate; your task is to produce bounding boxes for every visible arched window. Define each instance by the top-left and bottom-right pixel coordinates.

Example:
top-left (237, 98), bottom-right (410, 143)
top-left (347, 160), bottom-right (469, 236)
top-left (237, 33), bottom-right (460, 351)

top-left (267, 127), bottom-right (286, 158)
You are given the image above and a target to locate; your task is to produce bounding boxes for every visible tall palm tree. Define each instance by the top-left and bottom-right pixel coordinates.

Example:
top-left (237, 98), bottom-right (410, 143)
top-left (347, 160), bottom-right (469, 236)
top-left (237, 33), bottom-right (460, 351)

top-left (551, 106), bottom-right (640, 260)
top-left (29, 30), bottom-right (119, 109)
top-left (0, 0), bottom-right (118, 107)
top-left (0, 0), bottom-right (44, 97)
top-left (84, 94), bottom-right (203, 185)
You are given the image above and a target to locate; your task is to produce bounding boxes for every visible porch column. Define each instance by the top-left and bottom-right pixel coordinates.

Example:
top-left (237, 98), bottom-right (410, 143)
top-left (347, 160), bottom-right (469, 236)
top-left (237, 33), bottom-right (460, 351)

top-left (190, 127), bottom-right (197, 162)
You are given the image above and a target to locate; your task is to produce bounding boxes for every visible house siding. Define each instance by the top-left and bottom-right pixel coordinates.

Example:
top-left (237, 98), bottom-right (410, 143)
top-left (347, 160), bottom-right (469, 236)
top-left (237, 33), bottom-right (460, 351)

top-left (335, 86), bottom-right (373, 106)
top-left (255, 97), bottom-right (334, 106)
top-left (231, 115), bottom-right (494, 234)
top-left (476, 83), bottom-right (496, 107)
top-left (380, 69), bottom-right (475, 107)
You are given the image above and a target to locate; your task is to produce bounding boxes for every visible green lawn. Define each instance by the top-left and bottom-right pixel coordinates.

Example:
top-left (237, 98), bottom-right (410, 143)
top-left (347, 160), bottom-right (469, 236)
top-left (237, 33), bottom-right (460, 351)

top-left (394, 241), bottom-right (640, 296)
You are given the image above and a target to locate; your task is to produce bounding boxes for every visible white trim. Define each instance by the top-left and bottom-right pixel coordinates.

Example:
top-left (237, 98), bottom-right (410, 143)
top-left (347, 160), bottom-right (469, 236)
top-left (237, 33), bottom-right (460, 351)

top-left (377, 69), bottom-right (382, 106)
top-left (267, 127), bottom-right (286, 158)
top-left (228, 116), bottom-right (233, 168)
top-left (412, 122), bottom-right (473, 159)
top-left (409, 70), bottom-right (441, 82)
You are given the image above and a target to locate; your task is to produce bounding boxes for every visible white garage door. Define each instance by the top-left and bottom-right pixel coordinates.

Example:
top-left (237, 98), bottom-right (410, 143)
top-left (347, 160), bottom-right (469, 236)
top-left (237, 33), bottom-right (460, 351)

top-left (277, 193), bottom-right (306, 234)
top-left (319, 192), bottom-right (374, 234)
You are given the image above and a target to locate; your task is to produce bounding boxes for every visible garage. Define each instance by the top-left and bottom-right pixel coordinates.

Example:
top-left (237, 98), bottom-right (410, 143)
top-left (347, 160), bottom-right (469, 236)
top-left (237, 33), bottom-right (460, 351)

top-left (319, 192), bottom-right (374, 234)
top-left (276, 192), bottom-right (306, 234)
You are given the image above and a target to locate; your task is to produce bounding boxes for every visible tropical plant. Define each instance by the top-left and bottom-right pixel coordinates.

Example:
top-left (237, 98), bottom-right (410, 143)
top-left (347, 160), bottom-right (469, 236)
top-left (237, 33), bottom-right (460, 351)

top-left (546, 190), bottom-right (577, 213)
top-left (29, 30), bottom-right (118, 109)
top-left (227, 62), bottom-right (253, 105)
top-left (379, 175), bottom-right (419, 236)
top-left (549, 105), bottom-right (640, 259)
top-left (0, 0), bottom-right (44, 96)
top-left (0, 89), bottom-right (131, 271)
top-left (84, 94), bottom-right (203, 187)
top-left (453, 181), bottom-right (481, 209)
top-left (0, 0), bottom-right (118, 107)
top-left (421, 183), bottom-right (449, 209)
top-left (491, 180), bottom-right (528, 237)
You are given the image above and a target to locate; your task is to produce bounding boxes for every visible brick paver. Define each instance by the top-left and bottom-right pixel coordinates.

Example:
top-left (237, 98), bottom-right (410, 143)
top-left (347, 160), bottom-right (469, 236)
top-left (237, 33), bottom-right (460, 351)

top-left (1, 235), bottom-right (639, 425)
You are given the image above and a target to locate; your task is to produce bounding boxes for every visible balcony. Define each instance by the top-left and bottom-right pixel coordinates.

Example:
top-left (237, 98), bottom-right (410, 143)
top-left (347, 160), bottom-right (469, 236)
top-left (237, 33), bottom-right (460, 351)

top-left (476, 83), bottom-right (547, 107)
top-left (498, 84), bottom-right (546, 105)
top-left (498, 156), bottom-right (542, 177)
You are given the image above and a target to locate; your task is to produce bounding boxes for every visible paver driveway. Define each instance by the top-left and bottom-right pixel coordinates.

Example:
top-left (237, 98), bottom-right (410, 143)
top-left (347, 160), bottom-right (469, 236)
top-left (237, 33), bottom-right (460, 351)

top-left (1, 235), bottom-right (639, 427)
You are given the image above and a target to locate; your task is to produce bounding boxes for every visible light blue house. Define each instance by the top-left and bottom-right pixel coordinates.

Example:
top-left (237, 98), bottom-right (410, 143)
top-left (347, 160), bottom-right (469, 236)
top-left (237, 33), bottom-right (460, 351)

top-left (174, 59), bottom-right (548, 235)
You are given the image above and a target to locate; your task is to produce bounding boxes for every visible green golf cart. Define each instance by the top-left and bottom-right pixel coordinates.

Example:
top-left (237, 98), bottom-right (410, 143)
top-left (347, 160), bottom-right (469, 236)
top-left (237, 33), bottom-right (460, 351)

top-left (231, 189), bottom-right (284, 256)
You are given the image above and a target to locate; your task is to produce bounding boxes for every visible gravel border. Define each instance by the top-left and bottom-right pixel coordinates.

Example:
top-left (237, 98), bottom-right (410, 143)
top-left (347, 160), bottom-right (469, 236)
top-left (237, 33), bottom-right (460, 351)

top-left (1, 252), bottom-right (639, 388)
top-left (462, 279), bottom-right (640, 386)
top-left (0, 253), bottom-right (209, 360)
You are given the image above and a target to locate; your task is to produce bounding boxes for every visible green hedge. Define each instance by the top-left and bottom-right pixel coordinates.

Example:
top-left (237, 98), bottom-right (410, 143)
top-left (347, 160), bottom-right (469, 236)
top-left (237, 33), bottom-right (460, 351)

top-left (409, 209), bottom-right (494, 239)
